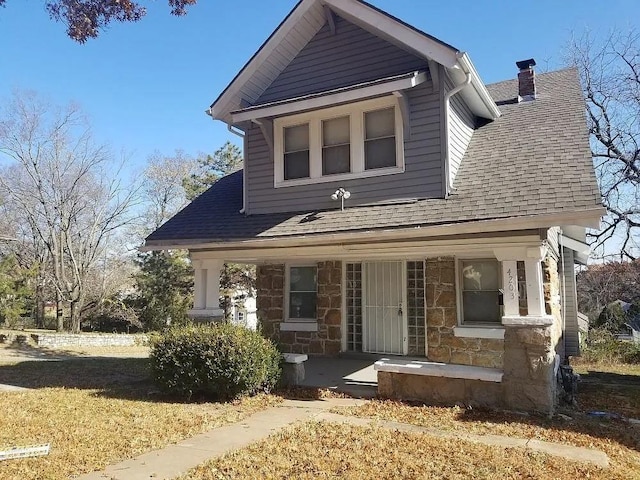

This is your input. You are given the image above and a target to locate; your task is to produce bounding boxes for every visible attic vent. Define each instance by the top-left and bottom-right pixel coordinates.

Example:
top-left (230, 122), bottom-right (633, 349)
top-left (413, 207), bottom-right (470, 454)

top-left (516, 58), bottom-right (536, 102)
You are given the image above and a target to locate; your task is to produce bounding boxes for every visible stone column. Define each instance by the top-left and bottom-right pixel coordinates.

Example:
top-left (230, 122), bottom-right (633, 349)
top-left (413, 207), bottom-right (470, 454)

top-left (494, 246), bottom-right (557, 414)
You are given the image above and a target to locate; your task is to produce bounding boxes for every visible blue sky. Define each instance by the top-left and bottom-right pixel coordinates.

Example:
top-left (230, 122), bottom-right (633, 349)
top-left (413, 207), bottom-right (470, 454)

top-left (1, 0), bottom-right (638, 178)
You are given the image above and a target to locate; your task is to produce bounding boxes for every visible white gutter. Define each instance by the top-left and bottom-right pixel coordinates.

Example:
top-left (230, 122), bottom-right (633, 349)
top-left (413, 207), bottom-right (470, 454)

top-left (443, 59), bottom-right (471, 197)
top-left (457, 52), bottom-right (501, 120)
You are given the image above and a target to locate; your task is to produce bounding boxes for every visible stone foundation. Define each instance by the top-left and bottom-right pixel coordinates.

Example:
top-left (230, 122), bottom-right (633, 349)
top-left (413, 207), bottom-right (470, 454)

top-left (425, 257), bottom-right (504, 369)
top-left (378, 371), bottom-right (504, 408)
top-left (256, 261), bottom-right (342, 356)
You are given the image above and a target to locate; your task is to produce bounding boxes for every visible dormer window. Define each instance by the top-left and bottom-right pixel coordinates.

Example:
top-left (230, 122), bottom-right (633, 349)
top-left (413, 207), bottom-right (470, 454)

top-left (283, 123), bottom-right (310, 180)
top-left (274, 96), bottom-right (404, 188)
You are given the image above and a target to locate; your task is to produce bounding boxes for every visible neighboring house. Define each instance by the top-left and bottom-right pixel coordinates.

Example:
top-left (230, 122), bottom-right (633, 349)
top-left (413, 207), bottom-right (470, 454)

top-left (602, 300), bottom-right (640, 343)
top-left (229, 293), bottom-right (258, 330)
top-left (145, 0), bottom-right (604, 413)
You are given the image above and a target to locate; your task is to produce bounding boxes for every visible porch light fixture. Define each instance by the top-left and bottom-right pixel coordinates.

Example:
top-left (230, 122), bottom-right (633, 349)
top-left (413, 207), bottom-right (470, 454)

top-left (330, 187), bottom-right (351, 211)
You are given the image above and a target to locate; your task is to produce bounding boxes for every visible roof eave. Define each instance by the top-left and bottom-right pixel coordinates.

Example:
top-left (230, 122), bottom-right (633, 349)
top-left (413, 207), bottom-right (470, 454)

top-left (142, 207), bottom-right (605, 252)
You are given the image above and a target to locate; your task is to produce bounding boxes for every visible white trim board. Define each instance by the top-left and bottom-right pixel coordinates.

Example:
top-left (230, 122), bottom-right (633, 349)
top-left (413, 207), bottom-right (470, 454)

top-left (232, 72), bottom-right (426, 123)
top-left (375, 358), bottom-right (503, 382)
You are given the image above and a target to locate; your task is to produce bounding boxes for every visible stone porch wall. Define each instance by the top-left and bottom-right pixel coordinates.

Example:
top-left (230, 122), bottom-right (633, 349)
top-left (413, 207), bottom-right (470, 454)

top-left (501, 255), bottom-right (562, 414)
top-left (378, 371), bottom-right (504, 408)
top-left (425, 257), bottom-right (504, 369)
top-left (256, 261), bottom-right (341, 355)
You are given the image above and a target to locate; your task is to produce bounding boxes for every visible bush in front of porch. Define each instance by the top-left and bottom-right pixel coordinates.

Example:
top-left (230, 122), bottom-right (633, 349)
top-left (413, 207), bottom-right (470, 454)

top-left (150, 323), bottom-right (281, 400)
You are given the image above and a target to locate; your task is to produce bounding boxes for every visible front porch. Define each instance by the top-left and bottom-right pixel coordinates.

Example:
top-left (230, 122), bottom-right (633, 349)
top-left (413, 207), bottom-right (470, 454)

top-left (187, 233), bottom-right (565, 413)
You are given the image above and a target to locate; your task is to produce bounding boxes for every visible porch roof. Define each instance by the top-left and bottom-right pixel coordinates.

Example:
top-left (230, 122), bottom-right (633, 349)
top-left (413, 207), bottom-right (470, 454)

top-left (145, 68), bottom-right (603, 248)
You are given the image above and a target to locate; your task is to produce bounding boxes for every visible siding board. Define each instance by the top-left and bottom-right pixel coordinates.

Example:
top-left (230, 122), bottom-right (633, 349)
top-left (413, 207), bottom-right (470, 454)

top-left (256, 16), bottom-right (427, 104)
top-left (246, 16), bottom-right (443, 214)
top-left (446, 75), bottom-right (476, 187)
top-left (561, 247), bottom-right (580, 356)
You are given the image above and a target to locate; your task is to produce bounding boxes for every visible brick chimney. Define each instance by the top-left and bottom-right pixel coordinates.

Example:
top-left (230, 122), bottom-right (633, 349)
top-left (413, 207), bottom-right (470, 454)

top-left (516, 58), bottom-right (536, 101)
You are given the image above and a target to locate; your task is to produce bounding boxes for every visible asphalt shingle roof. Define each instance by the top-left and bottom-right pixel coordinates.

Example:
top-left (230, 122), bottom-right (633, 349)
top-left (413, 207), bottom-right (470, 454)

top-left (146, 68), bottom-right (602, 246)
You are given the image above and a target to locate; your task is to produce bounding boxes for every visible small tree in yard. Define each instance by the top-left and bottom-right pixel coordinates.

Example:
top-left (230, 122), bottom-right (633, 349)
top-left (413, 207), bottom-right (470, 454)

top-left (131, 251), bottom-right (193, 331)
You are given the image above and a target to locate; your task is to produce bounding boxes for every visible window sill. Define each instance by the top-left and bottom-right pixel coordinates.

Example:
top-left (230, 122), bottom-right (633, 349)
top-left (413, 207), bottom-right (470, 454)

top-left (280, 321), bottom-right (318, 332)
top-left (374, 358), bottom-right (503, 383)
top-left (454, 326), bottom-right (505, 340)
top-left (275, 165), bottom-right (403, 188)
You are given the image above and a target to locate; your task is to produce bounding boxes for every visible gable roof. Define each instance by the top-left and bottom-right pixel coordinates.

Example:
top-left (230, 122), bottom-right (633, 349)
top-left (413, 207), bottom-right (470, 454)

top-left (146, 68), bottom-right (603, 249)
top-left (208, 0), bottom-right (500, 124)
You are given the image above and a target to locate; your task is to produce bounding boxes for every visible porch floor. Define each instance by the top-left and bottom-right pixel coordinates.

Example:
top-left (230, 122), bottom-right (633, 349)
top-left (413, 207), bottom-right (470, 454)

top-left (300, 354), bottom-right (380, 398)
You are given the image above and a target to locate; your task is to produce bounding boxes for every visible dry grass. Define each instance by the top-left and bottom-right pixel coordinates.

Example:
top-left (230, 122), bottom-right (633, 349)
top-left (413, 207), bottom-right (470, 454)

top-left (0, 357), bottom-right (280, 480)
top-left (179, 421), bottom-right (620, 480)
top-left (571, 361), bottom-right (640, 419)
top-left (335, 400), bottom-right (640, 478)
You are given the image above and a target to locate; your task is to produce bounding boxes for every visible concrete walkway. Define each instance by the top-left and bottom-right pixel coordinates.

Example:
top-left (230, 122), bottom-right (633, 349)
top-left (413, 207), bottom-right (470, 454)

top-left (76, 398), bottom-right (366, 480)
top-left (77, 397), bottom-right (610, 480)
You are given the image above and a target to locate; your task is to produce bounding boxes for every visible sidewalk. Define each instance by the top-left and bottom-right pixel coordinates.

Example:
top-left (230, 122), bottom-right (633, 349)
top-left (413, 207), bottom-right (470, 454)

top-left (76, 398), bottom-right (366, 480)
top-left (77, 397), bottom-right (610, 480)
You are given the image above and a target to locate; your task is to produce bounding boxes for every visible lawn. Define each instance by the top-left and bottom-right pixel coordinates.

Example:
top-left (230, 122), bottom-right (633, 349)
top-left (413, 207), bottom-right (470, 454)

top-left (179, 361), bottom-right (640, 480)
top-left (0, 356), bottom-right (280, 480)
top-left (179, 421), bottom-right (618, 480)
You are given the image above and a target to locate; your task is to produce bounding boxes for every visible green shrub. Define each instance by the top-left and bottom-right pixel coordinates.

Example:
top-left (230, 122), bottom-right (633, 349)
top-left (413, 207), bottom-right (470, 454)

top-left (149, 323), bottom-right (281, 400)
top-left (582, 328), bottom-right (640, 364)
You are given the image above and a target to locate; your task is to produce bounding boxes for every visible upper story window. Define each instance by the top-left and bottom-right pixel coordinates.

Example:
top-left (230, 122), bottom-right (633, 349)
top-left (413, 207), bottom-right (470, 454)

top-left (274, 96), bottom-right (404, 188)
top-left (459, 259), bottom-right (502, 325)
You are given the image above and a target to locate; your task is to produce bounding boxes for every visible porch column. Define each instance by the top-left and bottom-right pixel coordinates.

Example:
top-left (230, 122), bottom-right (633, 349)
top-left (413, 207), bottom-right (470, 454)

top-left (493, 245), bottom-right (557, 414)
top-left (189, 259), bottom-right (224, 321)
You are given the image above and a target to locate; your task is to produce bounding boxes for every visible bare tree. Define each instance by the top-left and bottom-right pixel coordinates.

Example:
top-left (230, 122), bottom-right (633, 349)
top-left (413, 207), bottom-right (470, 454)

top-left (569, 29), bottom-right (640, 259)
top-left (0, 91), bottom-right (138, 332)
top-left (141, 150), bottom-right (195, 234)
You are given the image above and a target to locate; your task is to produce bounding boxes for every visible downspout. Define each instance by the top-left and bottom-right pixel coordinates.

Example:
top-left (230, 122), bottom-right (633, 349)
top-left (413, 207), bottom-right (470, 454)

top-left (442, 58), bottom-right (471, 197)
top-left (225, 123), bottom-right (248, 214)
top-left (559, 228), bottom-right (568, 359)
top-left (206, 107), bottom-right (247, 214)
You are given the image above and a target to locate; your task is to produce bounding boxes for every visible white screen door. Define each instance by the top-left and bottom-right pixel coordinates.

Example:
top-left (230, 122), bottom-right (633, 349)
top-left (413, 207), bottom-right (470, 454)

top-left (362, 261), bottom-right (406, 355)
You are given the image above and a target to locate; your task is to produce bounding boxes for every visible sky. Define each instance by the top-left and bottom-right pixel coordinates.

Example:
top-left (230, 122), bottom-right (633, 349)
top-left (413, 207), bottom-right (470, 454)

top-left (1, 0), bottom-right (639, 180)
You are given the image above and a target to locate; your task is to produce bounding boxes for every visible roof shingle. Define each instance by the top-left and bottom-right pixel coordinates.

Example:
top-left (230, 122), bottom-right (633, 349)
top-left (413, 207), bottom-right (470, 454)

top-left (146, 68), bottom-right (602, 246)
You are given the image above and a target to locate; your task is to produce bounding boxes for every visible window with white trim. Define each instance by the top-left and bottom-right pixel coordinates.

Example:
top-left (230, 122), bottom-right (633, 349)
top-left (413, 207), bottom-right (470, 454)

top-left (287, 265), bottom-right (317, 321)
top-left (274, 96), bottom-right (404, 187)
top-left (459, 259), bottom-right (502, 325)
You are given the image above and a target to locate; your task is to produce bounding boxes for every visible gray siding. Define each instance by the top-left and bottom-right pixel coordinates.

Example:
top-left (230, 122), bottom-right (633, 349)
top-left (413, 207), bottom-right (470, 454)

top-left (446, 75), bottom-right (475, 188)
top-left (246, 80), bottom-right (443, 214)
top-left (561, 248), bottom-right (580, 356)
top-left (256, 16), bottom-right (427, 105)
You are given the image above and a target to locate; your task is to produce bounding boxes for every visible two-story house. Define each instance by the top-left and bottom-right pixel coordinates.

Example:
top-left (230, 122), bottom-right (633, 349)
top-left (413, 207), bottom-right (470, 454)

top-left (144, 0), bottom-right (604, 413)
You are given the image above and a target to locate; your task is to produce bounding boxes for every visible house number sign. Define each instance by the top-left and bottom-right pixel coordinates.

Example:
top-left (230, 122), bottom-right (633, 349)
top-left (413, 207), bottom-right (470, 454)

top-left (506, 268), bottom-right (516, 300)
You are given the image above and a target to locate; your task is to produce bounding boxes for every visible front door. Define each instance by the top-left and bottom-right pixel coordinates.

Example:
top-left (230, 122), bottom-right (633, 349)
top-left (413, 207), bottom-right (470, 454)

top-left (362, 261), bottom-right (407, 355)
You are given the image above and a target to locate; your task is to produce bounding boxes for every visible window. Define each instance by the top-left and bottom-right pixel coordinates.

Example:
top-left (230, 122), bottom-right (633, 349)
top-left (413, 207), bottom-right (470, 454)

top-left (284, 124), bottom-right (310, 180)
top-left (365, 107), bottom-right (396, 170)
top-left (236, 310), bottom-right (245, 323)
top-left (274, 96), bottom-right (404, 187)
top-left (322, 116), bottom-right (350, 175)
top-left (288, 266), bottom-right (317, 320)
top-left (460, 259), bottom-right (502, 324)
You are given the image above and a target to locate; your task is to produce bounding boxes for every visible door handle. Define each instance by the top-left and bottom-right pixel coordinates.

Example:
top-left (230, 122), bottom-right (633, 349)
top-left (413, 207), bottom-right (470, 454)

top-left (398, 302), bottom-right (403, 316)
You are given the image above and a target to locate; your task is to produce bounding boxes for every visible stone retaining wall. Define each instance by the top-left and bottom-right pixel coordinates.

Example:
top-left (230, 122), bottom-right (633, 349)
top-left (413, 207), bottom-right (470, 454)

top-left (32, 333), bottom-right (148, 348)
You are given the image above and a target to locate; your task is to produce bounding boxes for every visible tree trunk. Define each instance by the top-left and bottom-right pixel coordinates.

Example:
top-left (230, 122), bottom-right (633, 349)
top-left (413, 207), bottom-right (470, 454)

top-left (56, 294), bottom-right (64, 332)
top-left (70, 300), bottom-right (81, 333)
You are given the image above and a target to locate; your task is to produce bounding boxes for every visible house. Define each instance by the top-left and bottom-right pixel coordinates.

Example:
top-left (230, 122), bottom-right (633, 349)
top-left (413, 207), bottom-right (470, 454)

top-left (144, 0), bottom-right (604, 413)
top-left (230, 293), bottom-right (258, 330)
